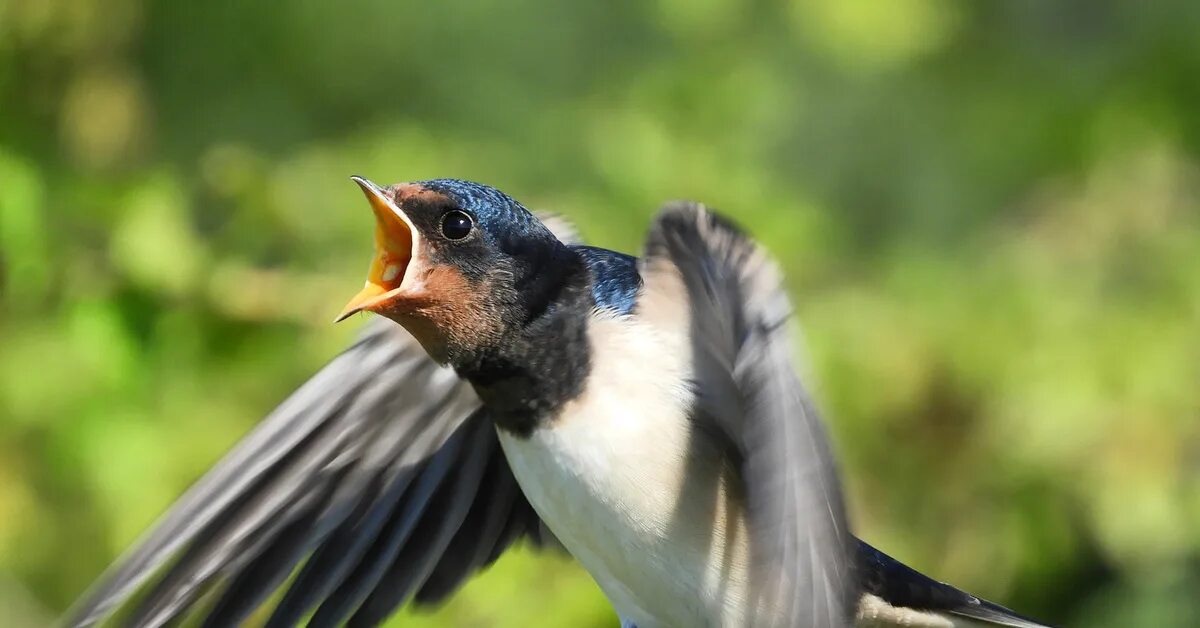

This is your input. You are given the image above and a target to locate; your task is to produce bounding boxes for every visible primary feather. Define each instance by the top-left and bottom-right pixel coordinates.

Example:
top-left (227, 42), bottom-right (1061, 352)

top-left (64, 210), bottom-right (584, 628)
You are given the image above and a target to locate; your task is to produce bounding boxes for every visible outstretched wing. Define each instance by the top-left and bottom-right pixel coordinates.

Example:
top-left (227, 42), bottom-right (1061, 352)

top-left (66, 213), bottom-right (581, 628)
top-left (65, 320), bottom-right (540, 628)
top-left (638, 202), bottom-right (856, 627)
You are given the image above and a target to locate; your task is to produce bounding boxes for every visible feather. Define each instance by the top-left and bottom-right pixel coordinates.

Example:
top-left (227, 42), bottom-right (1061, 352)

top-left (65, 214), bottom-right (587, 627)
top-left (638, 202), bottom-right (856, 627)
top-left (66, 322), bottom-right (544, 627)
top-left (855, 542), bottom-right (1053, 628)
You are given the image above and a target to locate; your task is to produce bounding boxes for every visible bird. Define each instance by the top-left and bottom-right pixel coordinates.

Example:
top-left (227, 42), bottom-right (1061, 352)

top-left (66, 177), bottom-right (1052, 628)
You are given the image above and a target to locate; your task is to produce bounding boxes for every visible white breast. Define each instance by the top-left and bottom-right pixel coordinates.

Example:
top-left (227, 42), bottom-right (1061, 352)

top-left (496, 311), bottom-right (755, 628)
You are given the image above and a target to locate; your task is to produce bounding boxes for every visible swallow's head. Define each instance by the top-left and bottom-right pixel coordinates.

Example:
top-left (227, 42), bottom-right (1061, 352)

top-left (339, 177), bottom-right (574, 366)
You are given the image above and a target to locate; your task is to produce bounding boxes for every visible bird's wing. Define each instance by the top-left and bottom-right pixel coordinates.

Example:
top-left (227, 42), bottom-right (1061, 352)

top-left (65, 320), bottom-right (541, 628)
top-left (66, 212), bottom-right (580, 628)
top-left (637, 202), bottom-right (856, 628)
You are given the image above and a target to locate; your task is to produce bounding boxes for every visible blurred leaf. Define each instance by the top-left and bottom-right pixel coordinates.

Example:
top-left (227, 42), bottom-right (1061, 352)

top-left (0, 150), bottom-right (49, 306)
top-left (110, 173), bottom-right (205, 297)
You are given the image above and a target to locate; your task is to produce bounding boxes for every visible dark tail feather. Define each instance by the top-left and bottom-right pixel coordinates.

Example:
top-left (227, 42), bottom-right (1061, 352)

top-left (855, 540), bottom-right (1053, 628)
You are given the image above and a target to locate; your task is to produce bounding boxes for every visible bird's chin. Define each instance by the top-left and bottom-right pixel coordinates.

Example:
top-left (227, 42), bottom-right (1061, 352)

top-left (391, 312), bottom-right (455, 365)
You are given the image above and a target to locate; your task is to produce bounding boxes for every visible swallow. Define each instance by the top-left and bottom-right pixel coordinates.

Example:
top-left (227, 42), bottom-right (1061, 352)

top-left (67, 178), bottom-right (1051, 628)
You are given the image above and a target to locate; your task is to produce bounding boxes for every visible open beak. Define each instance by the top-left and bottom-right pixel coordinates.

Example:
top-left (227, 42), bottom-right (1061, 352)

top-left (336, 176), bottom-right (418, 322)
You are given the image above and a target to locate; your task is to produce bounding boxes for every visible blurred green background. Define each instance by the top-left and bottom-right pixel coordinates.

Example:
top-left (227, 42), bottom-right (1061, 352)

top-left (2, 0), bottom-right (1199, 626)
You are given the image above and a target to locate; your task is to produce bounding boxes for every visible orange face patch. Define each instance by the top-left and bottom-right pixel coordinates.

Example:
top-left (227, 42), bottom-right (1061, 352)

top-left (340, 177), bottom-right (512, 362)
top-left (373, 264), bottom-right (508, 363)
top-left (391, 183), bottom-right (451, 206)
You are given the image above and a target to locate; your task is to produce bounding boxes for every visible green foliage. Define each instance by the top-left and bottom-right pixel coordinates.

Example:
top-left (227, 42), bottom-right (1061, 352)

top-left (1, 1), bottom-right (1198, 626)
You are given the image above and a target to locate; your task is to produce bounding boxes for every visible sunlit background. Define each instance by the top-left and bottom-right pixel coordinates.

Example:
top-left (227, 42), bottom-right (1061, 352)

top-left (1, 1), bottom-right (1199, 626)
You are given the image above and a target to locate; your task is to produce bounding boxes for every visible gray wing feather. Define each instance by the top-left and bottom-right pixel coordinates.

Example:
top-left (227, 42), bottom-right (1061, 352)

top-left (348, 417), bottom-right (497, 626)
top-left (64, 326), bottom-right (404, 626)
top-left (64, 322), bottom-right (538, 628)
top-left (65, 213), bottom-right (584, 627)
top-left (639, 202), bottom-right (856, 628)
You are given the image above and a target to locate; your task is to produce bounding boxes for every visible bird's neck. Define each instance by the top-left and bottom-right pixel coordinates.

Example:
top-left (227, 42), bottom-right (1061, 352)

top-left (455, 249), bottom-right (596, 437)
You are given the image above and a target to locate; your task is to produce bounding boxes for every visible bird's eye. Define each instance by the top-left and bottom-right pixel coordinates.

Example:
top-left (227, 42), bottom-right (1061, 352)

top-left (440, 210), bottom-right (473, 240)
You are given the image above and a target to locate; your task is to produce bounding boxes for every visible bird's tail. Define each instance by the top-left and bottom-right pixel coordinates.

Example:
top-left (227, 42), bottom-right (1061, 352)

top-left (855, 541), bottom-right (1054, 628)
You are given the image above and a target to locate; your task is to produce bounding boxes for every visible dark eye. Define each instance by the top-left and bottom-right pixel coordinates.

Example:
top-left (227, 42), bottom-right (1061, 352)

top-left (440, 210), bottom-right (473, 240)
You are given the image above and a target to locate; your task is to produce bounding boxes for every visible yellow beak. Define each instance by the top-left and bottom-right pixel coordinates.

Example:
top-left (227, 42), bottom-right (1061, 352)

top-left (336, 176), bottom-right (417, 322)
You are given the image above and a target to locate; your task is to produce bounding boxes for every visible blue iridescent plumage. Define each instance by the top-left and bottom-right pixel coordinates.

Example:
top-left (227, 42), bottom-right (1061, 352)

top-left (419, 178), bottom-right (554, 247)
top-left (574, 246), bottom-right (641, 315)
top-left (418, 179), bottom-right (642, 315)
